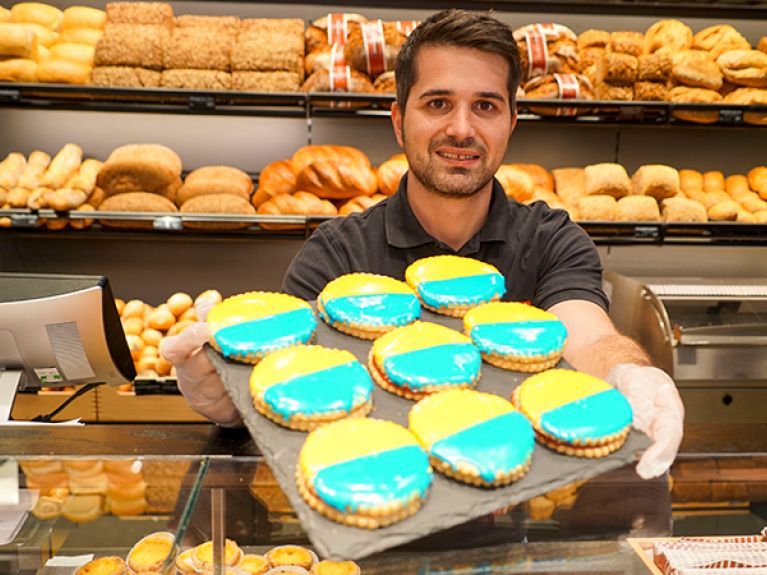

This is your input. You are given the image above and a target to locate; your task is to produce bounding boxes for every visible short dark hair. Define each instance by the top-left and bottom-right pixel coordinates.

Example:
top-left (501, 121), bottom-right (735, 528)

top-left (395, 9), bottom-right (521, 113)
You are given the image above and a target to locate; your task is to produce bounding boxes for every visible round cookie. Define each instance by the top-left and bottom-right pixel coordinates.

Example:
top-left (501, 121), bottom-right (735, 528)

top-left (512, 369), bottom-right (633, 457)
top-left (208, 292), bottom-right (317, 363)
top-left (369, 321), bottom-right (481, 400)
top-left (405, 255), bottom-right (506, 317)
top-left (318, 272), bottom-right (421, 339)
top-left (409, 389), bottom-right (535, 487)
top-left (463, 302), bottom-right (567, 372)
top-left (296, 418), bottom-right (433, 529)
top-left (249, 345), bottom-right (373, 431)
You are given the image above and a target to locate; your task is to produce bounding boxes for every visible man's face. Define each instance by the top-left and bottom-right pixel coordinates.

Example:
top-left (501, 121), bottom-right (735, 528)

top-left (392, 45), bottom-right (516, 199)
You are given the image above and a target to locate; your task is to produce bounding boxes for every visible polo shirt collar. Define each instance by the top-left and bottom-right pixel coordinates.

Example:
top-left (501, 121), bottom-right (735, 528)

top-left (385, 173), bottom-right (511, 250)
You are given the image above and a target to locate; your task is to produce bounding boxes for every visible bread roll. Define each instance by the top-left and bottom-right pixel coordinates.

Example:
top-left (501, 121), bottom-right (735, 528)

top-left (511, 163), bottom-right (555, 192)
top-left (737, 209), bottom-right (756, 223)
top-left (95, 24), bottom-right (168, 70)
top-left (638, 53), bottom-right (671, 81)
top-left (679, 169), bottom-right (703, 192)
top-left (41, 144), bottom-right (82, 189)
top-left (668, 86), bottom-right (722, 124)
top-left (577, 195), bottom-right (617, 221)
top-left (376, 154), bottom-right (408, 196)
top-left (97, 144), bottom-right (182, 197)
top-left (609, 30), bottom-right (644, 56)
top-left (661, 197), bottom-right (707, 222)
top-left (723, 88), bottom-right (767, 126)
top-left (257, 190), bottom-right (336, 229)
top-left (644, 19), bottom-right (692, 54)
top-left (98, 192), bottom-right (178, 229)
top-left (62, 6), bottom-right (105, 30)
top-left (692, 24), bottom-right (750, 59)
top-left (231, 70), bottom-right (301, 92)
top-left (616, 195), bottom-right (661, 221)
top-left (49, 42), bottom-right (95, 66)
top-left (11, 2), bottom-right (63, 30)
top-left (595, 81), bottom-right (633, 101)
top-left (0, 152), bottom-right (27, 189)
top-left (301, 67), bottom-right (374, 98)
top-left (296, 159), bottom-right (377, 200)
top-left (631, 165), bottom-right (680, 200)
top-left (164, 27), bottom-right (232, 72)
top-left (252, 159), bottom-right (296, 207)
top-left (717, 50), bottom-right (767, 89)
top-left (58, 27), bottom-right (102, 46)
top-left (495, 164), bottom-right (535, 202)
top-left (708, 200), bottom-right (740, 221)
top-left (105, 2), bottom-right (173, 27)
top-left (0, 23), bottom-right (38, 59)
top-left (634, 81), bottom-right (667, 102)
top-left (725, 175), bottom-right (751, 198)
top-left (292, 145), bottom-right (372, 175)
top-left (759, 37), bottom-right (767, 55)
top-left (0, 58), bottom-right (38, 82)
top-left (180, 193), bottom-right (256, 230)
top-left (0, 7), bottom-right (10, 23)
top-left (748, 166), bottom-right (767, 196)
top-left (176, 166), bottom-right (253, 206)
top-left (577, 29), bottom-right (610, 50)
top-left (339, 193), bottom-right (387, 216)
top-left (585, 163), bottom-right (630, 198)
top-left (703, 171), bottom-right (725, 193)
top-left (701, 190), bottom-right (730, 209)
top-left (16, 150), bottom-right (50, 189)
top-left (20, 22), bottom-right (57, 48)
top-left (597, 52), bottom-right (637, 85)
top-left (37, 59), bottom-right (91, 84)
top-left (671, 50), bottom-right (722, 91)
top-left (755, 211), bottom-right (767, 223)
top-left (552, 167), bottom-right (585, 205)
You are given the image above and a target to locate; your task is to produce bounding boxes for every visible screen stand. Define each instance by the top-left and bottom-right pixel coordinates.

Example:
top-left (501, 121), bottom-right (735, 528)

top-left (0, 370), bottom-right (22, 422)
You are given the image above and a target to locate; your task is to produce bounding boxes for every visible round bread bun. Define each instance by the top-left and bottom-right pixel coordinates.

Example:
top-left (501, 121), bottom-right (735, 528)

top-left (98, 192), bottom-right (178, 229)
top-left (176, 165), bottom-right (254, 206)
top-left (180, 193), bottom-right (257, 230)
top-left (97, 144), bottom-right (183, 197)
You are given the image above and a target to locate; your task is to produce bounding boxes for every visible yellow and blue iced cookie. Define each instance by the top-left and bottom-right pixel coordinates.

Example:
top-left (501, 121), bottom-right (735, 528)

top-left (463, 302), bottom-right (567, 372)
top-left (318, 273), bottom-right (421, 340)
top-left (369, 321), bottom-right (481, 400)
top-left (249, 345), bottom-right (374, 431)
top-left (409, 389), bottom-right (534, 487)
top-left (512, 369), bottom-right (633, 458)
top-left (207, 292), bottom-right (317, 364)
top-left (405, 255), bottom-right (506, 317)
top-left (296, 418), bottom-right (432, 528)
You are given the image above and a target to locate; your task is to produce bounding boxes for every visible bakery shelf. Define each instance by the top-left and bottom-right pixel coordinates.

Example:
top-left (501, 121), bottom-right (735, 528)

top-left (2, 83), bottom-right (765, 128)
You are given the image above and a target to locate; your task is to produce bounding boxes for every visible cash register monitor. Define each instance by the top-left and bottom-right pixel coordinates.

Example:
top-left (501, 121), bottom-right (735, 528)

top-left (0, 272), bottom-right (135, 421)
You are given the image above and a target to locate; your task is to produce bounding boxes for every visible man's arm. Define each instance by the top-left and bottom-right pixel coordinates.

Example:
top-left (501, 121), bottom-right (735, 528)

top-left (548, 299), bottom-right (651, 378)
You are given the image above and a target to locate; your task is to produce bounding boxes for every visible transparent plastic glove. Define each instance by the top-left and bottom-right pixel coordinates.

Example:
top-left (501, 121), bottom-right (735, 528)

top-left (159, 297), bottom-right (242, 427)
top-left (607, 364), bottom-right (685, 480)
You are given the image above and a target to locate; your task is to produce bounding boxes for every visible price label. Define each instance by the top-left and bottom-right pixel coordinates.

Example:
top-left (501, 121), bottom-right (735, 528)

top-left (153, 216), bottom-right (182, 231)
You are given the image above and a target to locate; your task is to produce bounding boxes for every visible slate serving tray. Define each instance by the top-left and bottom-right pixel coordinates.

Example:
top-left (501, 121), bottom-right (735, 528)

top-left (207, 306), bottom-right (650, 560)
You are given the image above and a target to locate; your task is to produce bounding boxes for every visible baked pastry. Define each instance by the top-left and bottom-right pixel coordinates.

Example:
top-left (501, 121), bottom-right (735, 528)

top-left (631, 165), bottom-right (680, 200)
top-left (597, 52), bottom-right (637, 85)
top-left (717, 50), bottom-right (767, 89)
top-left (637, 52), bottom-right (672, 81)
top-left (661, 197), bottom-right (708, 222)
top-left (295, 157), bottom-right (377, 200)
top-left (126, 531), bottom-right (177, 573)
top-left (644, 19), bottom-right (692, 53)
top-left (249, 345), bottom-right (373, 430)
top-left (577, 195), bottom-right (617, 221)
top-left (376, 153), bottom-right (408, 195)
top-left (177, 166), bottom-right (253, 205)
top-left (513, 23), bottom-right (578, 81)
top-left (180, 194), bottom-right (256, 230)
top-left (576, 29), bottom-right (610, 50)
top-left (692, 24), bottom-right (751, 59)
top-left (522, 73), bottom-right (594, 115)
top-left (405, 255), bottom-right (506, 317)
top-left (253, 159), bottom-right (296, 207)
top-left (724, 88), bottom-right (767, 126)
top-left (343, 21), bottom-right (406, 77)
top-left (97, 143), bottom-right (182, 197)
top-left (616, 195), bottom-right (661, 221)
top-left (671, 50), bottom-right (723, 91)
top-left (668, 86), bottom-right (722, 124)
top-left (634, 81), bottom-right (667, 101)
top-left (296, 418), bottom-right (432, 528)
top-left (338, 193), bottom-right (386, 215)
top-left (585, 163), bottom-right (630, 198)
top-left (409, 389), bottom-right (534, 486)
top-left (513, 369), bottom-right (633, 457)
top-left (552, 167), bottom-right (585, 205)
top-left (609, 30), bottom-right (645, 56)
top-left (310, 560), bottom-right (361, 575)
top-left (191, 539), bottom-right (243, 571)
top-left (495, 164), bottom-right (535, 201)
top-left (464, 301), bottom-right (567, 372)
top-left (74, 556), bottom-right (126, 575)
top-left (94, 24), bottom-right (169, 70)
top-left (318, 273), bottom-right (420, 339)
top-left (369, 321), bottom-right (481, 400)
top-left (266, 545), bottom-right (315, 570)
top-left (207, 292), bottom-right (317, 363)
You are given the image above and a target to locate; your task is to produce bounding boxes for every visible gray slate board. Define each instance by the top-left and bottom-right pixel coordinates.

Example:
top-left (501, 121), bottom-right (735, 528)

top-left (207, 307), bottom-right (650, 560)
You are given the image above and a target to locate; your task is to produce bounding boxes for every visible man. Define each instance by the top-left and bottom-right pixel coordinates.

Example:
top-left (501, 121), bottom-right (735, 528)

top-left (162, 10), bottom-right (683, 480)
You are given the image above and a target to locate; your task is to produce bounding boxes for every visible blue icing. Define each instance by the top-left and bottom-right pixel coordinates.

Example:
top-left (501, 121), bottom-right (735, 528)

top-left (540, 389), bottom-right (633, 442)
top-left (418, 273), bottom-right (505, 308)
top-left (213, 307), bottom-right (316, 357)
top-left (382, 343), bottom-right (481, 389)
top-left (313, 445), bottom-right (432, 512)
top-left (323, 293), bottom-right (421, 327)
top-left (431, 412), bottom-right (534, 482)
top-left (470, 320), bottom-right (567, 356)
top-left (262, 362), bottom-right (373, 418)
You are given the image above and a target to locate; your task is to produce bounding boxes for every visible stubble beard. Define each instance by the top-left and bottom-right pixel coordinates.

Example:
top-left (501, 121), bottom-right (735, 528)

top-left (402, 128), bottom-right (496, 199)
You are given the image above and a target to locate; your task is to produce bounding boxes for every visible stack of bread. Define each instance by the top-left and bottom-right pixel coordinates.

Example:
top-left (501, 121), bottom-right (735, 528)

top-left (177, 166), bottom-right (256, 229)
top-left (595, 31), bottom-right (645, 101)
top-left (117, 289), bottom-right (220, 381)
top-left (232, 18), bottom-right (304, 92)
top-left (95, 143), bottom-right (181, 228)
top-left (0, 145), bottom-right (103, 230)
top-left (42, 5), bottom-right (104, 84)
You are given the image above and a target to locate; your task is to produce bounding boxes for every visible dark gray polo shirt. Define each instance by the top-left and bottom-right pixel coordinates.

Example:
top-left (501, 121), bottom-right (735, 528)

top-left (282, 175), bottom-right (608, 311)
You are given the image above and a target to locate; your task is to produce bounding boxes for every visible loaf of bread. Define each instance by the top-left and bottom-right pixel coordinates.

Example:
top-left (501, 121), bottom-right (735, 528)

top-left (180, 193), bottom-right (256, 230)
top-left (232, 71), bottom-right (302, 92)
top-left (552, 167), bottom-right (586, 205)
top-left (68, 158), bottom-right (103, 194)
top-left (296, 158), bottom-right (377, 200)
top-left (37, 59), bottom-right (92, 84)
top-left (40, 144), bottom-right (82, 189)
top-left (691, 24), bottom-right (750, 59)
top-left (62, 6), bottom-right (105, 30)
top-left (671, 50), bottom-right (722, 91)
top-left (585, 163), bottom-right (630, 198)
top-left (513, 23), bottom-right (578, 82)
top-left (371, 154), bottom-right (405, 197)
top-left (97, 143), bottom-right (182, 197)
top-left (708, 200), bottom-right (741, 221)
top-left (609, 31), bottom-right (644, 56)
top-left (668, 86), bottom-right (722, 124)
top-left (339, 193), bottom-right (387, 216)
top-left (578, 195), bottom-right (617, 221)
top-left (95, 24), bottom-right (169, 70)
top-left (176, 166), bottom-right (253, 206)
top-left (724, 88), bottom-right (767, 126)
top-left (164, 27), bottom-right (232, 72)
top-left (105, 2), bottom-right (173, 27)
top-left (160, 69), bottom-right (231, 90)
top-left (0, 152), bottom-right (27, 189)
top-left (595, 82), bottom-right (633, 101)
top-left (717, 50), bottom-right (767, 89)
top-left (374, 70), bottom-right (396, 94)
top-left (91, 66), bottom-right (161, 87)
top-left (0, 58), bottom-right (38, 82)
top-left (99, 191), bottom-right (178, 229)
top-left (661, 197), bottom-right (707, 222)
top-left (616, 195), bottom-right (661, 221)
top-left (257, 190), bottom-right (337, 230)
top-left (252, 159), bottom-right (296, 207)
top-left (495, 164), bottom-right (535, 202)
top-left (644, 19), bottom-right (692, 54)
top-left (631, 165), bottom-right (680, 200)
top-left (49, 42), bottom-right (95, 66)
top-left (638, 53), bottom-right (672, 81)
top-left (174, 15), bottom-right (240, 32)
top-left (232, 20), bottom-right (304, 73)
top-left (0, 23), bottom-right (40, 59)
top-left (301, 67), bottom-right (374, 96)
top-left (292, 145), bottom-right (372, 175)
top-left (522, 73), bottom-right (594, 115)
top-left (16, 150), bottom-right (51, 190)
top-left (635, 81), bottom-right (668, 101)
top-left (58, 27), bottom-right (103, 46)
top-left (11, 2), bottom-right (63, 30)
top-left (343, 21), bottom-right (406, 77)
top-left (305, 13), bottom-right (366, 53)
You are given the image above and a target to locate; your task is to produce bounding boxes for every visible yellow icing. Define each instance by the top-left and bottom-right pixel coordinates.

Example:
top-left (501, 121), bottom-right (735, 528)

top-left (516, 369), bottom-right (611, 420)
top-left (300, 418), bottom-right (418, 479)
top-left (249, 345), bottom-right (356, 392)
top-left (405, 255), bottom-right (502, 284)
top-left (409, 390), bottom-right (514, 447)
top-left (207, 292), bottom-right (310, 332)
top-left (372, 321), bottom-right (472, 364)
top-left (320, 273), bottom-right (414, 300)
top-left (464, 301), bottom-right (557, 329)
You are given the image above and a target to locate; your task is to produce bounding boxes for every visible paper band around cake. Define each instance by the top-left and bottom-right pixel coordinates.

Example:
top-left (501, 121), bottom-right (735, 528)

top-left (404, 255), bottom-right (506, 317)
top-left (512, 369), bottom-right (633, 457)
top-left (317, 272), bottom-right (421, 339)
top-left (207, 292), bottom-right (317, 363)
top-left (409, 389), bottom-right (535, 487)
top-left (296, 418), bottom-right (433, 528)
top-left (369, 321), bottom-right (481, 400)
top-left (249, 345), bottom-right (374, 431)
top-left (463, 301), bottom-right (567, 372)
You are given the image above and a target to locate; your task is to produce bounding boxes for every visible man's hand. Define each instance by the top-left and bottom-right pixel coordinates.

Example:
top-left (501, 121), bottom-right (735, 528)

top-left (607, 363), bottom-right (684, 479)
top-left (159, 318), bottom-right (242, 428)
